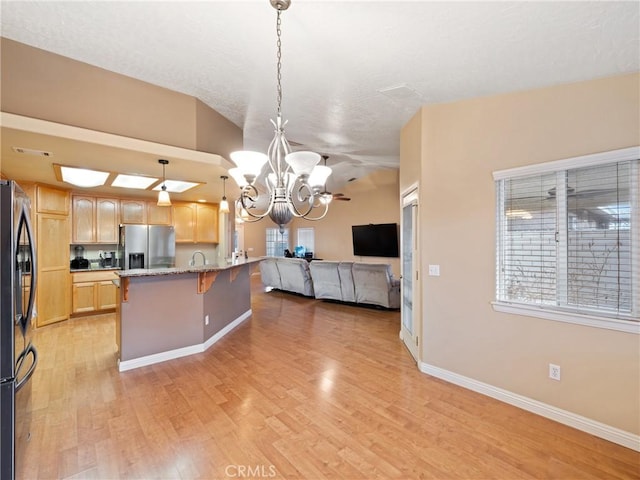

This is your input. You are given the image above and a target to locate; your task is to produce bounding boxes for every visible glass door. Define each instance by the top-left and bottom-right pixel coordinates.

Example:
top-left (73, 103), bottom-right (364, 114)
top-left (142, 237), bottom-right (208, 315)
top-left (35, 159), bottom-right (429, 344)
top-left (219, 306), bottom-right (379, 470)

top-left (401, 189), bottom-right (420, 362)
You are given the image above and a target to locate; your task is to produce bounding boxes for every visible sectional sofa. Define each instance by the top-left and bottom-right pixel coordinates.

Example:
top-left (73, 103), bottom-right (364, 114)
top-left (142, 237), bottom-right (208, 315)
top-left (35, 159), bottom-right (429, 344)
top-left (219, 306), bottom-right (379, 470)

top-left (259, 257), bottom-right (400, 309)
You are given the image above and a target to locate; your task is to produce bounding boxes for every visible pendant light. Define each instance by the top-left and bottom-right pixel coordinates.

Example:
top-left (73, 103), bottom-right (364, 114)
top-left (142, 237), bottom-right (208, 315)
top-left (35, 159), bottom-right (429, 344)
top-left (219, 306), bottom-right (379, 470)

top-left (157, 159), bottom-right (171, 206)
top-left (219, 175), bottom-right (230, 213)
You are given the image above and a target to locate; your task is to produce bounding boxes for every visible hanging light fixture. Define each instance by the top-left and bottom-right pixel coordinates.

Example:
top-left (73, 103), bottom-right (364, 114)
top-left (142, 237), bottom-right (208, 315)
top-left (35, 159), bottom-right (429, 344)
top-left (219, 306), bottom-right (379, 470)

top-left (219, 175), bottom-right (230, 213)
top-left (229, 0), bottom-right (331, 233)
top-left (157, 159), bottom-right (172, 206)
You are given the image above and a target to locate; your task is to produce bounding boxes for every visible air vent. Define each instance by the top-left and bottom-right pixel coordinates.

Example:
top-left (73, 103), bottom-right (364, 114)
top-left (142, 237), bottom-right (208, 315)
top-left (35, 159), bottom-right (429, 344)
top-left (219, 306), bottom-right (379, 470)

top-left (12, 147), bottom-right (52, 157)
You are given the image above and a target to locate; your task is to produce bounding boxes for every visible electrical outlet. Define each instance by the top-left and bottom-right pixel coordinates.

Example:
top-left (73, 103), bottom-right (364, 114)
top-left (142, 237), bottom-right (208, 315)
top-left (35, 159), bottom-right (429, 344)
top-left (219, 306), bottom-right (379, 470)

top-left (205, 314), bottom-right (209, 326)
top-left (549, 363), bottom-right (561, 381)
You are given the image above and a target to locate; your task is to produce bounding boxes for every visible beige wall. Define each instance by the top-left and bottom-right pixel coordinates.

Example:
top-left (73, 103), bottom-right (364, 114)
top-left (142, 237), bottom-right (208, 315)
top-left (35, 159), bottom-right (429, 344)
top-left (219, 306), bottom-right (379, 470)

top-left (0, 38), bottom-right (241, 157)
top-left (242, 170), bottom-right (401, 276)
top-left (405, 73), bottom-right (640, 434)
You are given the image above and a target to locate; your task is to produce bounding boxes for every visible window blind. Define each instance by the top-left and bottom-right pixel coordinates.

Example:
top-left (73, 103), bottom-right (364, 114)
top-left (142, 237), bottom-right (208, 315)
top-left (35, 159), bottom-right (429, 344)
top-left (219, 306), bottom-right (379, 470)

top-left (496, 158), bottom-right (638, 321)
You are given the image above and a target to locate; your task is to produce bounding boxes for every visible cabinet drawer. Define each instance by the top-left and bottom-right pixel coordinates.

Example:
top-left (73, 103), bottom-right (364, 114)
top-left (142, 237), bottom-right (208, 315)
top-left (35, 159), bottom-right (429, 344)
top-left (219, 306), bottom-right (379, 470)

top-left (72, 270), bottom-right (118, 283)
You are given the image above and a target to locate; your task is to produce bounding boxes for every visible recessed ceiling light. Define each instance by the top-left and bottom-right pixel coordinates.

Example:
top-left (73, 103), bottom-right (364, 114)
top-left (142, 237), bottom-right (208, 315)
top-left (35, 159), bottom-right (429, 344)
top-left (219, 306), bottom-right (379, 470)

top-left (60, 166), bottom-right (109, 188)
top-left (152, 179), bottom-right (201, 193)
top-left (111, 174), bottom-right (158, 189)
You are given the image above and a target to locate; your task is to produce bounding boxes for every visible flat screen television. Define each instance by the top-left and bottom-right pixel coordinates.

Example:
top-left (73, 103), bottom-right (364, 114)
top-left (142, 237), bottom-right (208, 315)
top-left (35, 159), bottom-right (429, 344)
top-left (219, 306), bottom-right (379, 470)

top-left (351, 223), bottom-right (399, 258)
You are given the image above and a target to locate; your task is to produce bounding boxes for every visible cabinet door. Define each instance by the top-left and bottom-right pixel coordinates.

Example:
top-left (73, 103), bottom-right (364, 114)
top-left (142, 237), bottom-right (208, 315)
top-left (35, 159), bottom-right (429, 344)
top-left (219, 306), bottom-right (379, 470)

top-left (96, 198), bottom-right (120, 243)
top-left (97, 281), bottom-right (117, 310)
top-left (37, 213), bottom-right (71, 326)
top-left (72, 282), bottom-right (97, 314)
top-left (121, 199), bottom-right (146, 224)
top-left (37, 185), bottom-right (70, 215)
top-left (196, 204), bottom-right (219, 243)
top-left (147, 202), bottom-right (172, 225)
top-left (173, 203), bottom-right (196, 243)
top-left (72, 196), bottom-right (95, 243)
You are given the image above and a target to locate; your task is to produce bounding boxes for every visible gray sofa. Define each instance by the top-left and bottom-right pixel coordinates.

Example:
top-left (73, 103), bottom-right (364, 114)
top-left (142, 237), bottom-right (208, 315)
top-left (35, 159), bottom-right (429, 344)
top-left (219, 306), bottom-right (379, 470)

top-left (309, 261), bottom-right (400, 309)
top-left (257, 259), bottom-right (399, 309)
top-left (259, 257), bottom-right (315, 297)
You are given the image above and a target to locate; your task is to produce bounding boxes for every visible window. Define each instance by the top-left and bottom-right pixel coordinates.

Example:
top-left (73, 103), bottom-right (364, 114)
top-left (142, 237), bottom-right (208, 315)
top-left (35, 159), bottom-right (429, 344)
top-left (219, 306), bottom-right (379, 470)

top-left (296, 227), bottom-right (315, 257)
top-left (266, 227), bottom-right (289, 257)
top-left (493, 147), bottom-right (639, 332)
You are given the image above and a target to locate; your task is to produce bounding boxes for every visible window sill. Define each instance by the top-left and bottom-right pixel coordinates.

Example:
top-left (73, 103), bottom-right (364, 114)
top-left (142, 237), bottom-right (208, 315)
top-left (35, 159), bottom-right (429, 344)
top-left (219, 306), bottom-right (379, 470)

top-left (491, 302), bottom-right (639, 334)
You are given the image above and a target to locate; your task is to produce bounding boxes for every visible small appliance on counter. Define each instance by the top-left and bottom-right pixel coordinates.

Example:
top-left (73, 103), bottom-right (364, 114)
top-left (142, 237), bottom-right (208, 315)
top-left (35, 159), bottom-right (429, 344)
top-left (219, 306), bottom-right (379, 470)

top-left (70, 245), bottom-right (89, 270)
top-left (99, 251), bottom-right (117, 268)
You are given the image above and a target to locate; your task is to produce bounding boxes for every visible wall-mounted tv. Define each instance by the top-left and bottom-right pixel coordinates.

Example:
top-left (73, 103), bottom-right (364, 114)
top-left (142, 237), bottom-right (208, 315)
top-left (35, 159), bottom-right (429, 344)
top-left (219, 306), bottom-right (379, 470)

top-left (351, 223), bottom-right (399, 258)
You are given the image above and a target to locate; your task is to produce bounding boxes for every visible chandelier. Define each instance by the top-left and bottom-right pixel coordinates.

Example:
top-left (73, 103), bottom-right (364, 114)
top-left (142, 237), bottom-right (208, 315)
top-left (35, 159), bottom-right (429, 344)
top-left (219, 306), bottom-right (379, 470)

top-left (228, 0), bottom-right (332, 233)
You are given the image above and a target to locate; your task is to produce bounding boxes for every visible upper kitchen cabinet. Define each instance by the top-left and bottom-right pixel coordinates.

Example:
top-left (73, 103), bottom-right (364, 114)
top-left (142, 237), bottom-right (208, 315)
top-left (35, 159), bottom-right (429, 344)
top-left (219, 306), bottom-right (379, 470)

top-left (72, 195), bottom-right (120, 243)
top-left (120, 199), bottom-right (146, 224)
top-left (37, 184), bottom-right (70, 215)
top-left (147, 202), bottom-right (172, 225)
top-left (196, 203), bottom-right (218, 243)
top-left (121, 199), bottom-right (171, 225)
top-left (173, 202), bottom-right (218, 243)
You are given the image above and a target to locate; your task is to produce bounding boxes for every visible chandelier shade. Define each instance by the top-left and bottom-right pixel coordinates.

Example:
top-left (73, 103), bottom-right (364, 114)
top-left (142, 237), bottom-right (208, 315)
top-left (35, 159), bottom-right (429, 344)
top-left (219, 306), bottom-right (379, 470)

top-left (229, 0), bottom-right (331, 232)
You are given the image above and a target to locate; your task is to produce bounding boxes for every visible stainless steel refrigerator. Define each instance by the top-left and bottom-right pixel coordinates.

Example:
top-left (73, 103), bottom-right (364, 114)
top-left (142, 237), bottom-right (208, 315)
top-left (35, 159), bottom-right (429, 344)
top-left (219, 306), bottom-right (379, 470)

top-left (119, 225), bottom-right (176, 269)
top-left (0, 180), bottom-right (38, 480)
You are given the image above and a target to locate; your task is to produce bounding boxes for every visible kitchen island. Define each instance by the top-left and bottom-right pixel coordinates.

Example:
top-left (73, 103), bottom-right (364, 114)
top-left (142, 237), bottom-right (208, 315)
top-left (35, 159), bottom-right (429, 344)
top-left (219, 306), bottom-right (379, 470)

top-left (115, 257), bottom-right (261, 372)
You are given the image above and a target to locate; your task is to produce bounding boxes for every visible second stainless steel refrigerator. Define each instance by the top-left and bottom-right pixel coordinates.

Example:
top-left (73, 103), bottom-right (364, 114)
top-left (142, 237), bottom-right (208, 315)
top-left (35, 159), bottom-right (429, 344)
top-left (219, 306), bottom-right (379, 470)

top-left (119, 225), bottom-right (176, 269)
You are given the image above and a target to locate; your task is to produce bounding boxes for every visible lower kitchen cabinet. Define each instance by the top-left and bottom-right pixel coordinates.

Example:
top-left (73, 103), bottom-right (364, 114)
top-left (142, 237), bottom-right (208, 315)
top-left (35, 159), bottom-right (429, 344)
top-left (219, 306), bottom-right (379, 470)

top-left (71, 270), bottom-right (118, 315)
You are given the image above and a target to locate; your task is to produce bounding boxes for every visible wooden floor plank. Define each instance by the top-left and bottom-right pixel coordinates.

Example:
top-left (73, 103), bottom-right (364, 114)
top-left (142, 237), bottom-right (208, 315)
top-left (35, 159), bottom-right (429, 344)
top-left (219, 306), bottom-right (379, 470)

top-left (20, 275), bottom-right (640, 479)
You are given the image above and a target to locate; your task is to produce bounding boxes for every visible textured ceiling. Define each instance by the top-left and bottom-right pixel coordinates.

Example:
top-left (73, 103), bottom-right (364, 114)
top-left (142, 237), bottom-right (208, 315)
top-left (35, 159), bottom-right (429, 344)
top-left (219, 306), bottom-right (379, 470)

top-left (1, 0), bottom-right (639, 196)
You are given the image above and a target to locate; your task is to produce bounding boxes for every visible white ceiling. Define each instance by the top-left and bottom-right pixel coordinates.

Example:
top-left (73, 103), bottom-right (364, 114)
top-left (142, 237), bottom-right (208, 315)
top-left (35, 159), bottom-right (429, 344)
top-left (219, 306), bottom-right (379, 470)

top-left (1, 1), bottom-right (638, 201)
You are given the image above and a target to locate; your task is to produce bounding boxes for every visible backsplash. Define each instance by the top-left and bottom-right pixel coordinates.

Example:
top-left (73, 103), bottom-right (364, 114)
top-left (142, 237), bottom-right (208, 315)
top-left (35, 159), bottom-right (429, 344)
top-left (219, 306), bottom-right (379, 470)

top-left (70, 244), bottom-right (119, 269)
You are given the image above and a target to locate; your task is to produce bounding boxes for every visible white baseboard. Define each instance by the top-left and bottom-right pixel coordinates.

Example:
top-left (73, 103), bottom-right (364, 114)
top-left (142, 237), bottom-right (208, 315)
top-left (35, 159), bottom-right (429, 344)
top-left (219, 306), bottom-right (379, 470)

top-left (419, 362), bottom-right (640, 452)
top-left (119, 310), bottom-right (251, 372)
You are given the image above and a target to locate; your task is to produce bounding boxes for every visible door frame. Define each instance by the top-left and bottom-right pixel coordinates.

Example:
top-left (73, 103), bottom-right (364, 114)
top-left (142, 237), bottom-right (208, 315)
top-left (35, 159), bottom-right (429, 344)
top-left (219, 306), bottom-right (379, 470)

top-left (400, 184), bottom-right (421, 363)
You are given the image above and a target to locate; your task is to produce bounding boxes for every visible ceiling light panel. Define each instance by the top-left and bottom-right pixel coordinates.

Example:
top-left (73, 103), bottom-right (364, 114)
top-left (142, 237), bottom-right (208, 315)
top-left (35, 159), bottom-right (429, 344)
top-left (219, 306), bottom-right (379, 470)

top-left (60, 165), bottom-right (109, 188)
top-left (152, 179), bottom-right (200, 193)
top-left (111, 174), bottom-right (158, 189)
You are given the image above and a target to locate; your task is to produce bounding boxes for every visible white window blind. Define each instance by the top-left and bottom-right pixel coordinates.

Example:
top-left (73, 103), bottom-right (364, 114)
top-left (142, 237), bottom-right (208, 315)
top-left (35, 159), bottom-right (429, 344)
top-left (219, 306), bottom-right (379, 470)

top-left (266, 227), bottom-right (289, 257)
top-left (496, 154), bottom-right (638, 324)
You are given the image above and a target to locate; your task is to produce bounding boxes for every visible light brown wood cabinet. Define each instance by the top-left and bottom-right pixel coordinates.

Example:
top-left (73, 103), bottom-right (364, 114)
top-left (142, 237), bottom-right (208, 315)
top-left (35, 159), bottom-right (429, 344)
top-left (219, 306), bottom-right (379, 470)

top-left (33, 185), bottom-right (70, 327)
top-left (71, 270), bottom-right (117, 315)
top-left (172, 202), bottom-right (218, 243)
top-left (36, 185), bottom-right (71, 327)
top-left (72, 195), bottom-right (120, 243)
top-left (120, 199), bottom-right (146, 224)
top-left (147, 202), bottom-right (172, 225)
top-left (121, 199), bottom-right (172, 225)
top-left (196, 203), bottom-right (218, 243)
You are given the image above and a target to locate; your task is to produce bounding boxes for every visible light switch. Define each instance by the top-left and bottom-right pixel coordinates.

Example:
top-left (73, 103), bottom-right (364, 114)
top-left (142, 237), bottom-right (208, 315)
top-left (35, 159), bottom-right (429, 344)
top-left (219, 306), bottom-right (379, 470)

top-left (428, 264), bottom-right (440, 276)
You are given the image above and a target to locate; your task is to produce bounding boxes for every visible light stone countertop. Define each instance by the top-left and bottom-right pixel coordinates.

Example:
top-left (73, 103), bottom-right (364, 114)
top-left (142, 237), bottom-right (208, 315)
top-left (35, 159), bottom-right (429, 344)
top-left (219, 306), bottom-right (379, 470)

top-left (116, 257), bottom-right (262, 278)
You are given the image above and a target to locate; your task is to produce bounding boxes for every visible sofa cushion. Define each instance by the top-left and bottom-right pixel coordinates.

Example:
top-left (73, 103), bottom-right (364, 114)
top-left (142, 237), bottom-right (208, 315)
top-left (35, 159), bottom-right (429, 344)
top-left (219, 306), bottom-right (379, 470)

top-left (352, 263), bottom-right (400, 309)
top-left (338, 262), bottom-right (356, 303)
top-left (309, 261), bottom-right (342, 301)
top-left (276, 258), bottom-right (315, 297)
top-left (259, 257), bottom-right (282, 290)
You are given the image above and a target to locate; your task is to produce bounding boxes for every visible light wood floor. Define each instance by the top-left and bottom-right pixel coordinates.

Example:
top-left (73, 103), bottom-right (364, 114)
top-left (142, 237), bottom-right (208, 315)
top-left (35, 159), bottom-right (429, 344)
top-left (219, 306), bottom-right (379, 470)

top-left (22, 276), bottom-right (639, 479)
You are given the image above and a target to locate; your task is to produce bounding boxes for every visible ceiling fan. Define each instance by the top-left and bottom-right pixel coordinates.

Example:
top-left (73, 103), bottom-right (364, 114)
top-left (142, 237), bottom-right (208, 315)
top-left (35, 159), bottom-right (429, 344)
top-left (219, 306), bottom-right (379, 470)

top-left (321, 155), bottom-right (351, 202)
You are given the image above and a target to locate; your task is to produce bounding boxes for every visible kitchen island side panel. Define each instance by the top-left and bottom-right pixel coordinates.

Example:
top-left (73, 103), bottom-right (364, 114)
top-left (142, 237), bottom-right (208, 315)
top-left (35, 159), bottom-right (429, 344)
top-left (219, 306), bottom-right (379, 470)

top-left (120, 273), bottom-right (203, 361)
top-left (202, 264), bottom-right (251, 340)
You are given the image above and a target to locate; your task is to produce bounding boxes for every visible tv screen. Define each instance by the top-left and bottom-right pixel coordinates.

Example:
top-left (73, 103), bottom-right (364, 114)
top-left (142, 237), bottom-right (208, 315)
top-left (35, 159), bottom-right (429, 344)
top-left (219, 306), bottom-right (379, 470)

top-left (351, 223), bottom-right (399, 258)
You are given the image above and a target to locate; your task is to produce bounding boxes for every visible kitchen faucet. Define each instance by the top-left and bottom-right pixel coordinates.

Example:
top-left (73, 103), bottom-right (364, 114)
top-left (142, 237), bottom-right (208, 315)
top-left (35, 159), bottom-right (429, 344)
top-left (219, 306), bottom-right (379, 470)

top-left (189, 250), bottom-right (207, 266)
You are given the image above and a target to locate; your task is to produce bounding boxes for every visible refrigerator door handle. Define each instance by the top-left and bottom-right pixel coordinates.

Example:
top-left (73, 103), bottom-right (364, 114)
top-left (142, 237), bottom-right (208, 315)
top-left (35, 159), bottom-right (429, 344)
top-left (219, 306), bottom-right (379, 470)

top-left (16, 204), bottom-right (37, 332)
top-left (15, 343), bottom-right (37, 392)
